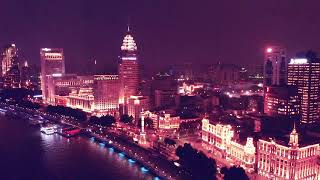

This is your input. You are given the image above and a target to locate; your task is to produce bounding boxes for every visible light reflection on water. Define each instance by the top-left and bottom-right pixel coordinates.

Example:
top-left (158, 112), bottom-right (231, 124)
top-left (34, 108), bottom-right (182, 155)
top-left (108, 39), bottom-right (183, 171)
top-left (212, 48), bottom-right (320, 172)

top-left (0, 116), bottom-right (156, 180)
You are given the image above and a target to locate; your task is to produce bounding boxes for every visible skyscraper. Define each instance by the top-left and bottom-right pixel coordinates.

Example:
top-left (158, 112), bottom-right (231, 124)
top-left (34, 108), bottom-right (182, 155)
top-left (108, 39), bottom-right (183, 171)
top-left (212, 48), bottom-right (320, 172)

top-left (1, 44), bottom-right (17, 76)
top-left (264, 46), bottom-right (287, 86)
top-left (287, 53), bottom-right (320, 124)
top-left (118, 26), bottom-right (139, 111)
top-left (40, 48), bottom-right (65, 102)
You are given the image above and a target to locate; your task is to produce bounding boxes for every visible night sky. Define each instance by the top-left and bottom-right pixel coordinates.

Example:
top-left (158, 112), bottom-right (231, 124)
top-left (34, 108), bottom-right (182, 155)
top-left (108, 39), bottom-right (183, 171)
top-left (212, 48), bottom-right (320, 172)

top-left (1, 1), bottom-right (320, 74)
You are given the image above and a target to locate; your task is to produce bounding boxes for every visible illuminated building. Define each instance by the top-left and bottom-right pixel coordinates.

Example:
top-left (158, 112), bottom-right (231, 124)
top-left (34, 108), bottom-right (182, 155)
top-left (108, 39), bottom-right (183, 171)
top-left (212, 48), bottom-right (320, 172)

top-left (4, 55), bottom-right (20, 88)
top-left (40, 48), bottom-right (65, 102)
top-left (264, 46), bottom-right (287, 86)
top-left (257, 125), bottom-right (320, 179)
top-left (20, 61), bottom-right (32, 89)
top-left (67, 87), bottom-right (94, 113)
top-left (118, 26), bottom-right (139, 111)
top-left (178, 82), bottom-right (204, 96)
top-left (127, 96), bottom-right (149, 122)
top-left (142, 111), bottom-right (180, 130)
top-left (46, 75), bottom-right (94, 105)
top-left (201, 118), bottom-right (256, 172)
top-left (1, 44), bottom-right (17, 76)
top-left (264, 85), bottom-right (300, 117)
top-left (93, 75), bottom-right (120, 117)
top-left (287, 55), bottom-right (320, 124)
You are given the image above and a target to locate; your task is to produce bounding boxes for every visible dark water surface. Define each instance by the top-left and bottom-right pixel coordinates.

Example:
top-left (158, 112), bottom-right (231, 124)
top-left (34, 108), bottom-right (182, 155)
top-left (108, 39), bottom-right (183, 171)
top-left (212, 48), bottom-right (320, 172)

top-left (0, 116), bottom-right (155, 180)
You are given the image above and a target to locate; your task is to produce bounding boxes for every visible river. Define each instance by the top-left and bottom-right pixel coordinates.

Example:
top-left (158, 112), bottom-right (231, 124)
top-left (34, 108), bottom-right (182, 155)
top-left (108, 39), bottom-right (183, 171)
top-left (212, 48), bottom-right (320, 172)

top-left (0, 115), bottom-right (157, 180)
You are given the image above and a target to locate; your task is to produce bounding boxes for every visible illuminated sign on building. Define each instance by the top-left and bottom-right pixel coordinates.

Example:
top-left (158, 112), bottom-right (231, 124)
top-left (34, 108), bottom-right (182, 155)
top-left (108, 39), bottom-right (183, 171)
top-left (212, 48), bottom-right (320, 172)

top-left (289, 58), bottom-right (308, 64)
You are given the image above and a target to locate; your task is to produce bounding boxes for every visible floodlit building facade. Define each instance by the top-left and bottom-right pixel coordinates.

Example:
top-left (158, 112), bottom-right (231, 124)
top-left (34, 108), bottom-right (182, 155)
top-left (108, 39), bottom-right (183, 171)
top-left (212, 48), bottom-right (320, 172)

top-left (93, 75), bottom-right (120, 117)
top-left (142, 111), bottom-right (180, 130)
top-left (40, 48), bottom-right (65, 102)
top-left (118, 27), bottom-right (140, 111)
top-left (1, 44), bottom-right (17, 76)
top-left (257, 126), bottom-right (320, 179)
top-left (287, 56), bottom-right (320, 124)
top-left (127, 96), bottom-right (149, 122)
top-left (201, 118), bottom-right (256, 172)
top-left (67, 87), bottom-right (94, 113)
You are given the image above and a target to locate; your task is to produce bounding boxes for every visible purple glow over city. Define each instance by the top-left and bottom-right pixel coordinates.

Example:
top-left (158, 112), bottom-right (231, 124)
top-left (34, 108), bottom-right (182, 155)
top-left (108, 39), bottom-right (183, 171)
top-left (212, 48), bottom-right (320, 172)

top-left (0, 1), bottom-right (319, 180)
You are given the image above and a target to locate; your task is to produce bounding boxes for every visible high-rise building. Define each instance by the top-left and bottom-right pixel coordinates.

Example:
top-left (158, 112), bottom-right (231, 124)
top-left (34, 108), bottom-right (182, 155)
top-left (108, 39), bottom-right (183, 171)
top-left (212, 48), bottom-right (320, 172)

top-left (40, 48), bottom-right (65, 102)
top-left (1, 44), bottom-right (17, 76)
top-left (93, 75), bottom-right (120, 117)
top-left (118, 26), bottom-right (139, 110)
top-left (264, 46), bottom-right (287, 86)
top-left (20, 61), bottom-right (32, 89)
top-left (4, 56), bottom-right (20, 88)
top-left (288, 54), bottom-right (320, 124)
top-left (264, 85), bottom-right (300, 118)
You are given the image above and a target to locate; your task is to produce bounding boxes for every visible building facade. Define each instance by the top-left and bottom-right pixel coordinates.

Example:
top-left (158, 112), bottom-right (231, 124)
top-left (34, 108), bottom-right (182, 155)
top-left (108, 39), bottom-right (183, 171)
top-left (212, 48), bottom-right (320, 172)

top-left (40, 48), bottom-right (65, 102)
top-left (67, 87), bottom-right (94, 113)
top-left (264, 85), bottom-right (300, 118)
top-left (201, 118), bottom-right (256, 172)
top-left (264, 46), bottom-right (287, 86)
top-left (287, 56), bottom-right (320, 124)
top-left (257, 126), bottom-right (319, 179)
top-left (118, 27), bottom-right (139, 110)
top-left (127, 96), bottom-right (149, 122)
top-left (1, 44), bottom-right (17, 76)
top-left (93, 75), bottom-right (120, 116)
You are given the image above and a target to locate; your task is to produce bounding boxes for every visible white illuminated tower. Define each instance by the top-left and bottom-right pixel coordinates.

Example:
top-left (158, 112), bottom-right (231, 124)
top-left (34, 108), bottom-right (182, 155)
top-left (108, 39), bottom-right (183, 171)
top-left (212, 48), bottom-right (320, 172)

top-left (139, 112), bottom-right (147, 145)
top-left (118, 25), bottom-right (139, 113)
top-left (264, 46), bottom-right (287, 86)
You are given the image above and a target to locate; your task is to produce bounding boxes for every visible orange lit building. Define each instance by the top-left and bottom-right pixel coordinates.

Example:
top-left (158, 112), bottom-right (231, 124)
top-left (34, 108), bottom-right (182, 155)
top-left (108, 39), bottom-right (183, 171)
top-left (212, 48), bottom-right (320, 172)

top-left (257, 125), bottom-right (320, 179)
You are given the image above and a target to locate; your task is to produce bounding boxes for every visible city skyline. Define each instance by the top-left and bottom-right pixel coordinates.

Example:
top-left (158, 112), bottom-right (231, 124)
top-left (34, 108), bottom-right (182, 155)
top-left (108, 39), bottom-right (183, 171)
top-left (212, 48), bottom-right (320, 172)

top-left (1, 1), bottom-right (320, 74)
top-left (0, 2), bottom-right (320, 180)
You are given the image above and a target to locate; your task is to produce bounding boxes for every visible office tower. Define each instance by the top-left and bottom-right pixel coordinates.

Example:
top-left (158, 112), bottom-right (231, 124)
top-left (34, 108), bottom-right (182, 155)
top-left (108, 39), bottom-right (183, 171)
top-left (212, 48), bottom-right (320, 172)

top-left (93, 75), bottom-right (120, 117)
top-left (4, 55), bottom-right (20, 88)
top-left (118, 26), bottom-right (139, 109)
top-left (264, 85), bottom-right (300, 118)
top-left (288, 53), bottom-right (320, 124)
top-left (264, 46), bottom-right (287, 86)
top-left (20, 61), bottom-right (32, 89)
top-left (1, 44), bottom-right (17, 76)
top-left (40, 48), bottom-right (65, 102)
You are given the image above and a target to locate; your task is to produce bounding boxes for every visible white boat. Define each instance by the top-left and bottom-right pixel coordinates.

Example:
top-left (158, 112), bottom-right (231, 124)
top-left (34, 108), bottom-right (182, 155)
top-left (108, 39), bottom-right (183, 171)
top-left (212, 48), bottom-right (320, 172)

top-left (40, 125), bottom-right (58, 135)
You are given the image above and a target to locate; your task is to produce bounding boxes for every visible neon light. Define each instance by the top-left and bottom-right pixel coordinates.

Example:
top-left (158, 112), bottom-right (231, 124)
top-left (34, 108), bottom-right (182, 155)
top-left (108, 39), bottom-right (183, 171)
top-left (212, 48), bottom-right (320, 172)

top-left (289, 58), bottom-right (308, 64)
top-left (128, 159), bottom-right (136, 163)
top-left (122, 57), bottom-right (137, 60)
top-left (42, 48), bottom-right (51, 51)
top-left (140, 167), bottom-right (149, 172)
top-left (52, 73), bottom-right (62, 77)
